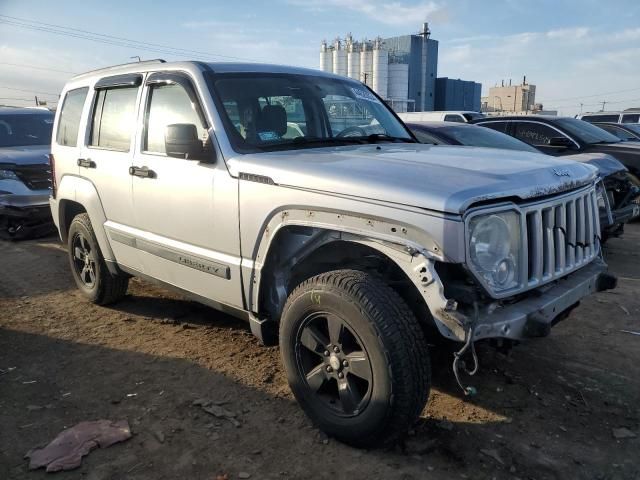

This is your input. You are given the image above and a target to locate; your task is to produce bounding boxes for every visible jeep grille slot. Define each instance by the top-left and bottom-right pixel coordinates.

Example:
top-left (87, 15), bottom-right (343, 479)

top-left (14, 164), bottom-right (52, 191)
top-left (524, 186), bottom-right (599, 287)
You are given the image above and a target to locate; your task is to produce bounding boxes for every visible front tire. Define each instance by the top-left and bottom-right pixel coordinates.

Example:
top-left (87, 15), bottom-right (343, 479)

top-left (280, 269), bottom-right (431, 448)
top-left (67, 213), bottom-right (128, 305)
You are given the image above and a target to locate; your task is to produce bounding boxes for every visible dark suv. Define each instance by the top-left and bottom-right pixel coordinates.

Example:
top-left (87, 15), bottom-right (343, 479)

top-left (0, 107), bottom-right (54, 238)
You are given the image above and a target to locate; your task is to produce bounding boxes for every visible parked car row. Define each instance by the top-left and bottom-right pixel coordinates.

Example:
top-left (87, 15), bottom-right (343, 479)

top-left (45, 60), bottom-right (622, 448)
top-left (405, 120), bottom-right (640, 240)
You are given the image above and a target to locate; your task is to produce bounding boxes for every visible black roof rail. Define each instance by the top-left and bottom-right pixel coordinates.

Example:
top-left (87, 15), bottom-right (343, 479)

top-left (74, 59), bottom-right (167, 77)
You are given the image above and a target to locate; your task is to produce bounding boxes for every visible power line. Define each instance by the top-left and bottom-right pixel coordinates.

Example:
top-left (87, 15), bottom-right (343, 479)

top-left (0, 62), bottom-right (77, 74)
top-left (542, 86), bottom-right (640, 104)
top-left (0, 85), bottom-right (60, 97)
top-left (0, 15), bottom-right (264, 63)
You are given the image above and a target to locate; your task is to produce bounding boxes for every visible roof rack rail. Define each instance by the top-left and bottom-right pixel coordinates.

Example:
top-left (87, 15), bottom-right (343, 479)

top-left (74, 59), bottom-right (166, 77)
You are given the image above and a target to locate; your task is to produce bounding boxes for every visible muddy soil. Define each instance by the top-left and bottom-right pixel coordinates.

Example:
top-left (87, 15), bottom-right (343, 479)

top-left (1, 226), bottom-right (639, 480)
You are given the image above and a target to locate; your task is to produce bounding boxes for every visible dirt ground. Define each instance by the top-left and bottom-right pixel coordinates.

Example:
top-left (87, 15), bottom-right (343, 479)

top-left (1, 225), bottom-right (639, 480)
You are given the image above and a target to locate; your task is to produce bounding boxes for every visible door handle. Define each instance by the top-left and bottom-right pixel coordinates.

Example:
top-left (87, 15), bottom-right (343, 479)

top-left (77, 158), bottom-right (96, 168)
top-left (129, 166), bottom-right (156, 178)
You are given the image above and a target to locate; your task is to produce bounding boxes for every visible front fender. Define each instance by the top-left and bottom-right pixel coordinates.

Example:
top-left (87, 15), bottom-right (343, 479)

top-left (246, 207), bottom-right (468, 341)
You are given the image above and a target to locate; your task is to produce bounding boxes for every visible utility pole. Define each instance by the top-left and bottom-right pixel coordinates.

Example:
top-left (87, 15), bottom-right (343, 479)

top-left (601, 101), bottom-right (607, 112)
top-left (580, 103), bottom-right (584, 113)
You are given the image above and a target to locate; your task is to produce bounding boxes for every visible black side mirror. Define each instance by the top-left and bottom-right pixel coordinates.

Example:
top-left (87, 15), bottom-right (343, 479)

top-left (548, 136), bottom-right (574, 149)
top-left (165, 124), bottom-right (206, 161)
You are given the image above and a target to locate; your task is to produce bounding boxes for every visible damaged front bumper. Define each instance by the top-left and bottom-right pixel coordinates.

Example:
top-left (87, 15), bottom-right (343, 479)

top-left (470, 258), bottom-right (614, 341)
top-left (0, 191), bottom-right (53, 238)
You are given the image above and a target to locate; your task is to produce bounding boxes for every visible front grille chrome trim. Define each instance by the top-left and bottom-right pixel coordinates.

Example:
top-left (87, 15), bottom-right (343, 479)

top-left (465, 184), bottom-right (600, 299)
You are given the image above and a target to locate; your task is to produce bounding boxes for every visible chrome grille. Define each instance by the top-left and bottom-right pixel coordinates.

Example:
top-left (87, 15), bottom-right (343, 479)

top-left (523, 186), bottom-right (599, 288)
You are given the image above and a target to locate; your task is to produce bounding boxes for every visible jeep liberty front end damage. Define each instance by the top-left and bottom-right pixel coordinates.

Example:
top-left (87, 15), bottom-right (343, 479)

top-left (50, 60), bottom-right (616, 448)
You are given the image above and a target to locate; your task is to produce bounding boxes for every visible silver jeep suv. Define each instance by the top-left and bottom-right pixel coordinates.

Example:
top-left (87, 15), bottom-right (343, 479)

top-left (50, 60), bottom-right (615, 447)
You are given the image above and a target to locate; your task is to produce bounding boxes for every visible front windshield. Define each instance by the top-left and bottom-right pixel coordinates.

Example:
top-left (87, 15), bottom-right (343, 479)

top-left (444, 125), bottom-right (539, 152)
top-left (0, 112), bottom-right (54, 147)
top-left (554, 117), bottom-right (621, 145)
top-left (209, 72), bottom-right (413, 153)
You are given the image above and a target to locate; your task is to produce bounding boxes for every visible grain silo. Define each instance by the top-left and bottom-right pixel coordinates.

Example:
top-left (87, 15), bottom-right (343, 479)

top-left (332, 39), bottom-right (347, 77)
top-left (319, 40), bottom-right (333, 73)
top-left (387, 64), bottom-right (409, 100)
top-left (359, 40), bottom-right (373, 87)
top-left (372, 38), bottom-right (388, 99)
top-left (346, 35), bottom-right (360, 81)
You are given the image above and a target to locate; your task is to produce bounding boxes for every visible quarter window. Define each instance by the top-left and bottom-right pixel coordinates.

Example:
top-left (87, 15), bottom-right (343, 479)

top-left (622, 114), bottom-right (640, 123)
top-left (56, 87), bottom-right (88, 147)
top-left (513, 122), bottom-right (559, 146)
top-left (444, 114), bottom-right (465, 123)
top-left (90, 87), bottom-right (138, 151)
top-left (144, 83), bottom-right (206, 154)
top-left (478, 121), bottom-right (508, 133)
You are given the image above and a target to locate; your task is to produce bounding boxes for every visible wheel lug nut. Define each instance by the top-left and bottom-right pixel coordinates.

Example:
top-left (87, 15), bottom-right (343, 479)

top-left (342, 360), bottom-right (348, 367)
top-left (333, 346), bottom-right (340, 353)
top-left (338, 372), bottom-right (344, 379)
top-left (323, 350), bottom-right (330, 357)
top-left (326, 366), bottom-right (333, 373)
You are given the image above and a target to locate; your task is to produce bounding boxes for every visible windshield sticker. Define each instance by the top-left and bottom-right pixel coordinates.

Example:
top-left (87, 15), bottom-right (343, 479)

top-left (351, 87), bottom-right (381, 105)
top-left (258, 131), bottom-right (279, 141)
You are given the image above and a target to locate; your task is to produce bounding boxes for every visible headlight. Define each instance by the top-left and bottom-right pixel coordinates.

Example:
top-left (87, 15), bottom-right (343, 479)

top-left (468, 211), bottom-right (521, 292)
top-left (0, 169), bottom-right (19, 181)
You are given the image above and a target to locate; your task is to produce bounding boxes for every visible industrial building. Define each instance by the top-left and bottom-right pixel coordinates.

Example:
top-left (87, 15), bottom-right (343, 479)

top-left (434, 78), bottom-right (482, 112)
top-left (319, 23), bottom-right (439, 112)
top-left (481, 78), bottom-right (536, 113)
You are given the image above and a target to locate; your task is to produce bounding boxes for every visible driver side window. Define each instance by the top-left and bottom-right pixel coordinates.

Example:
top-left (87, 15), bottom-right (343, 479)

top-left (144, 83), bottom-right (206, 154)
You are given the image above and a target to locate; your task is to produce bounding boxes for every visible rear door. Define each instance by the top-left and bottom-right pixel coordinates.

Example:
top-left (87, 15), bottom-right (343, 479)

top-left (78, 74), bottom-right (143, 270)
top-left (130, 72), bottom-right (243, 308)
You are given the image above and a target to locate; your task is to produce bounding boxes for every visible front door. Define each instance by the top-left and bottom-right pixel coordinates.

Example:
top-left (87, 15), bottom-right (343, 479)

top-left (130, 72), bottom-right (243, 309)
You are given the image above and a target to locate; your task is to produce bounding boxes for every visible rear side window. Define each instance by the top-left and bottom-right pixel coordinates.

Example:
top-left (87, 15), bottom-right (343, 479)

top-left (582, 114), bottom-right (620, 123)
top-left (90, 87), bottom-right (138, 151)
top-left (444, 114), bottom-right (465, 123)
top-left (144, 83), bottom-right (206, 154)
top-left (56, 87), bottom-right (88, 147)
top-left (411, 129), bottom-right (442, 144)
top-left (477, 121), bottom-right (508, 133)
top-left (622, 114), bottom-right (640, 123)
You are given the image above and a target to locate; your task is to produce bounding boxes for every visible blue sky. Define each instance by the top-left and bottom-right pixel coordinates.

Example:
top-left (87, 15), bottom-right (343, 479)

top-left (1, 0), bottom-right (639, 115)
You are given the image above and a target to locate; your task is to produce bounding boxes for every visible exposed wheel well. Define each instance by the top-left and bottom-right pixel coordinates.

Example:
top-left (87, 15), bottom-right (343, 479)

top-left (59, 200), bottom-right (87, 244)
top-left (258, 226), bottom-right (433, 337)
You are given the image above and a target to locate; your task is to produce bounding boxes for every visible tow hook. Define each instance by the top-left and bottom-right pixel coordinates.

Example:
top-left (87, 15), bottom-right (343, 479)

top-left (596, 272), bottom-right (617, 292)
top-left (452, 302), bottom-right (480, 397)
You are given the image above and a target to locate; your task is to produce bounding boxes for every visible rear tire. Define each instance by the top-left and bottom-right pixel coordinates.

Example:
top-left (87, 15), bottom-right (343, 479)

top-left (279, 269), bottom-right (431, 448)
top-left (67, 213), bottom-right (128, 305)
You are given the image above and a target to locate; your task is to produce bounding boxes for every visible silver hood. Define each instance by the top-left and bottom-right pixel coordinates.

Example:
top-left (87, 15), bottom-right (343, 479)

top-left (0, 145), bottom-right (50, 166)
top-left (229, 144), bottom-right (597, 214)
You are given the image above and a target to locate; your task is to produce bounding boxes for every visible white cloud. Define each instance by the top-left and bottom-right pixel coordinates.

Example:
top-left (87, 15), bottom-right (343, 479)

top-left (438, 26), bottom-right (640, 115)
top-left (287, 0), bottom-right (448, 26)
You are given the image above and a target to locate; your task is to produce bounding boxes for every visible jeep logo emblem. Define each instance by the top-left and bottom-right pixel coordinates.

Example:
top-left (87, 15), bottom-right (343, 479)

top-left (552, 168), bottom-right (571, 177)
